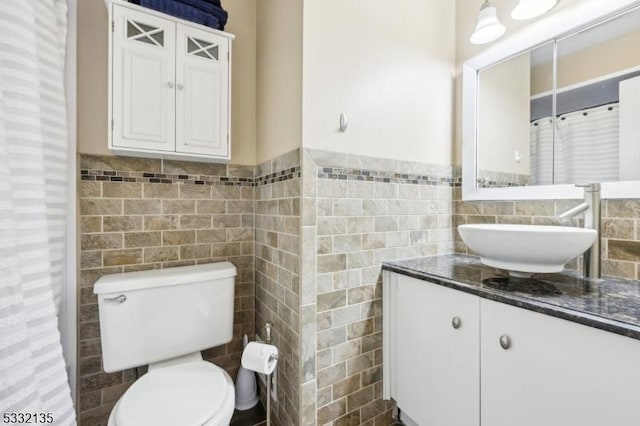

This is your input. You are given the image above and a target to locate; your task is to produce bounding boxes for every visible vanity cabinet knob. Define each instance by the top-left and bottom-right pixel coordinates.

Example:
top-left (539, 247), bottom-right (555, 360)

top-left (499, 335), bottom-right (512, 350)
top-left (177, 83), bottom-right (184, 91)
top-left (452, 316), bottom-right (461, 329)
top-left (167, 81), bottom-right (175, 89)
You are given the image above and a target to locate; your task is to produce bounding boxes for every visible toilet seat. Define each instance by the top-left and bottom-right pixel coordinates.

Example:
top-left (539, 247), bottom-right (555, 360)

top-left (108, 361), bottom-right (234, 426)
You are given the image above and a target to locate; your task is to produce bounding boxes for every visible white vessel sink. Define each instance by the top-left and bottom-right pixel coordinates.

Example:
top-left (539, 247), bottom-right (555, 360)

top-left (458, 224), bottom-right (597, 277)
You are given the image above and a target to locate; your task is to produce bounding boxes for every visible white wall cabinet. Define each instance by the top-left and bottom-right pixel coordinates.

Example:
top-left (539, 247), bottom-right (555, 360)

top-left (384, 272), bottom-right (640, 426)
top-left (383, 273), bottom-right (480, 426)
top-left (109, 1), bottom-right (233, 161)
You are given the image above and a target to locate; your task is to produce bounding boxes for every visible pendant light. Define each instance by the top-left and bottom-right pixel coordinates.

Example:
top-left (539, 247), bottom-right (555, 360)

top-left (511, 0), bottom-right (558, 20)
top-left (470, 0), bottom-right (506, 45)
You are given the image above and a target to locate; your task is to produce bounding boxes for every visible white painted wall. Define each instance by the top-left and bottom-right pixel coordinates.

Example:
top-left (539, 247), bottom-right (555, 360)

top-left (477, 53), bottom-right (531, 175)
top-left (302, 0), bottom-right (456, 166)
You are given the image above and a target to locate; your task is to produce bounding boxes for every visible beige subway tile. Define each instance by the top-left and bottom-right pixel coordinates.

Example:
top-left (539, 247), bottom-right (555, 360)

top-left (515, 201), bottom-right (554, 216)
top-left (318, 326), bottom-right (346, 351)
top-left (348, 285), bottom-right (375, 305)
top-left (317, 362), bottom-right (346, 389)
top-left (227, 200), bottom-right (253, 214)
top-left (317, 290), bottom-right (347, 312)
top-left (347, 319), bottom-right (374, 340)
top-left (212, 185), bottom-right (241, 199)
top-left (333, 340), bottom-right (361, 364)
top-left (81, 217), bottom-right (102, 233)
top-left (180, 215), bottom-right (212, 229)
top-left (347, 251), bottom-right (374, 269)
top-left (177, 184), bottom-right (211, 199)
top-left (81, 234), bottom-right (122, 250)
top-left (362, 233), bottom-right (386, 250)
top-left (606, 200), bottom-right (640, 218)
top-left (333, 235), bottom-right (362, 253)
top-left (162, 230), bottom-right (196, 245)
top-left (347, 385), bottom-right (374, 412)
top-left (374, 183), bottom-right (397, 199)
top-left (347, 352), bottom-right (374, 376)
top-left (163, 200), bottom-right (196, 214)
top-left (124, 199), bottom-right (161, 215)
top-left (333, 375), bottom-right (361, 400)
top-left (335, 411), bottom-right (361, 426)
top-left (144, 215), bottom-right (178, 231)
top-left (103, 249), bottom-right (142, 266)
top-left (124, 232), bottom-right (161, 248)
top-left (608, 240), bottom-right (640, 262)
top-left (80, 251), bottom-right (102, 269)
top-left (103, 216), bottom-right (143, 232)
top-left (79, 181), bottom-right (101, 198)
top-left (318, 254), bottom-right (347, 273)
top-left (180, 244), bottom-right (211, 260)
top-left (601, 259), bottom-right (636, 280)
top-left (193, 200), bottom-right (225, 214)
top-left (163, 159), bottom-right (226, 176)
top-left (374, 216), bottom-right (397, 232)
top-left (482, 201), bottom-right (514, 216)
top-left (317, 398), bottom-right (347, 425)
top-left (602, 219), bottom-right (635, 240)
top-left (197, 229), bottom-right (227, 244)
top-left (81, 199), bottom-right (122, 216)
top-left (143, 246), bottom-right (179, 263)
top-left (103, 182), bottom-right (142, 198)
top-left (318, 217), bottom-right (347, 236)
top-left (212, 214), bottom-right (242, 228)
top-left (143, 183), bottom-right (178, 199)
top-left (227, 228), bottom-right (253, 242)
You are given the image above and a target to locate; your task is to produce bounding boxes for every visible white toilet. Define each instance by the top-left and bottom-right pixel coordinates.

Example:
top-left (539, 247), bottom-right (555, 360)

top-left (94, 262), bottom-right (237, 426)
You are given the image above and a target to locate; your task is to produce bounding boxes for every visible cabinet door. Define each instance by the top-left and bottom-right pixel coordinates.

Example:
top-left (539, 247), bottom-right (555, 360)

top-left (175, 24), bottom-right (230, 158)
top-left (112, 5), bottom-right (176, 152)
top-left (481, 299), bottom-right (640, 426)
top-left (385, 274), bottom-right (480, 426)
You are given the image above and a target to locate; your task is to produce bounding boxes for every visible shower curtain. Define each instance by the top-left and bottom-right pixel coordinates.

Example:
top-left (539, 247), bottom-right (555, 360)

top-left (530, 103), bottom-right (620, 185)
top-left (0, 1), bottom-right (75, 425)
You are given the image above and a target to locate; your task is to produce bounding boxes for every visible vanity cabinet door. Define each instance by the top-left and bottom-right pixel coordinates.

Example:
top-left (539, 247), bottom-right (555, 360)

top-left (385, 274), bottom-right (480, 426)
top-left (481, 299), bottom-right (640, 426)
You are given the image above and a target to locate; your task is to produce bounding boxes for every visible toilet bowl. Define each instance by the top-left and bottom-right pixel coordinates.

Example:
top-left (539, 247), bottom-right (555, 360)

top-left (107, 360), bottom-right (235, 426)
top-left (95, 262), bottom-right (238, 426)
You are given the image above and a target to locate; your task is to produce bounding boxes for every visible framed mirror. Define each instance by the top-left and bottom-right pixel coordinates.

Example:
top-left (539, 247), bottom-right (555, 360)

top-left (463, 0), bottom-right (640, 200)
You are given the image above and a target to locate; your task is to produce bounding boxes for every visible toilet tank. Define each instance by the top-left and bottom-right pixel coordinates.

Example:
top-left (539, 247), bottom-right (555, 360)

top-left (94, 262), bottom-right (236, 373)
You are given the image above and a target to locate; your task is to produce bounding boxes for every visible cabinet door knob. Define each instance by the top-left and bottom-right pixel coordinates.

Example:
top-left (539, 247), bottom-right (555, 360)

top-left (167, 81), bottom-right (175, 89)
top-left (177, 83), bottom-right (184, 91)
top-left (499, 335), bottom-right (512, 350)
top-left (451, 316), bottom-right (461, 329)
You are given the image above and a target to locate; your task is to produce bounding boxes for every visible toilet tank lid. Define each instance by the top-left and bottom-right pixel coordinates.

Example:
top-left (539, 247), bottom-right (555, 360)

top-left (94, 262), bottom-right (237, 295)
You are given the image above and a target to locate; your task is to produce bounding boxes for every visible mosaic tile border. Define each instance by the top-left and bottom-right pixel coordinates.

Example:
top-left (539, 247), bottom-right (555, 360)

top-left (317, 166), bottom-right (462, 186)
top-left (80, 166), bottom-right (301, 187)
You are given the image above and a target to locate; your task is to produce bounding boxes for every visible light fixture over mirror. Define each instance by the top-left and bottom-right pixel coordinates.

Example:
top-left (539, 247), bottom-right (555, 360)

top-left (470, 0), bottom-right (506, 45)
top-left (511, 0), bottom-right (558, 21)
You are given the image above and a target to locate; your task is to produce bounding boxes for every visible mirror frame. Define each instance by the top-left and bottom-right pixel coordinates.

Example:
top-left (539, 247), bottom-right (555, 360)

top-left (462, 0), bottom-right (640, 201)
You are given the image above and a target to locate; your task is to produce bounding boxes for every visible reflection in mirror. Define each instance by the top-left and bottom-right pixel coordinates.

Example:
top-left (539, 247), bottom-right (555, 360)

top-left (553, 6), bottom-right (640, 184)
top-left (477, 43), bottom-right (553, 188)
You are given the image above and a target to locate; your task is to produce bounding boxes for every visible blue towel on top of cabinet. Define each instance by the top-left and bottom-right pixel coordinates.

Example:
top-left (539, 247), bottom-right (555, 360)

top-left (136, 0), bottom-right (228, 30)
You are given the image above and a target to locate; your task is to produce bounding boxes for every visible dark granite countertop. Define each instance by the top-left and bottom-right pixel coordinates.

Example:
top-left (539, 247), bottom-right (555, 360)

top-left (383, 254), bottom-right (640, 340)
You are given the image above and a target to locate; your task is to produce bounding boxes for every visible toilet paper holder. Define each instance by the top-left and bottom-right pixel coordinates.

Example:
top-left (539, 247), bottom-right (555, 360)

top-left (248, 321), bottom-right (278, 426)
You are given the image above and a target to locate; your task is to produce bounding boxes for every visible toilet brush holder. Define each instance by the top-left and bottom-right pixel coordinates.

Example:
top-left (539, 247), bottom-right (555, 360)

top-left (235, 335), bottom-right (259, 410)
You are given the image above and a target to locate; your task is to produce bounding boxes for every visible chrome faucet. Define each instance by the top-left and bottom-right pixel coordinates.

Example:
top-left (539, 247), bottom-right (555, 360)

top-left (557, 183), bottom-right (601, 278)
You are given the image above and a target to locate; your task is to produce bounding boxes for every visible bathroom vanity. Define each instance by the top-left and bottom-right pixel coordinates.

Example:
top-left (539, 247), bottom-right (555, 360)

top-left (382, 254), bottom-right (640, 426)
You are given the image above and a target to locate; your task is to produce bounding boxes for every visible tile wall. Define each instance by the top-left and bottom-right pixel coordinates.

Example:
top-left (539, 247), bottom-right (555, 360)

top-left (77, 155), bottom-right (255, 425)
top-left (300, 149), bottom-right (460, 426)
top-left (254, 150), bottom-right (302, 425)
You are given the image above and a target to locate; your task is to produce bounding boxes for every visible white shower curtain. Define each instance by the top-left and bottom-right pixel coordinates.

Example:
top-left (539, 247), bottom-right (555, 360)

top-left (0, 1), bottom-right (75, 424)
top-left (530, 104), bottom-right (620, 185)
top-left (555, 104), bottom-right (619, 184)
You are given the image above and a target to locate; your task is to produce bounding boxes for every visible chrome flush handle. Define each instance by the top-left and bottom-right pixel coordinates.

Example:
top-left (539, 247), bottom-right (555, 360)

top-left (104, 294), bottom-right (127, 303)
top-left (499, 335), bottom-right (512, 350)
top-left (452, 316), bottom-right (462, 329)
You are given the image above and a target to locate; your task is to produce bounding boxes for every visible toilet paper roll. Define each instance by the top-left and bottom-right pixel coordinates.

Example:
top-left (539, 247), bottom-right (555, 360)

top-left (241, 342), bottom-right (278, 375)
